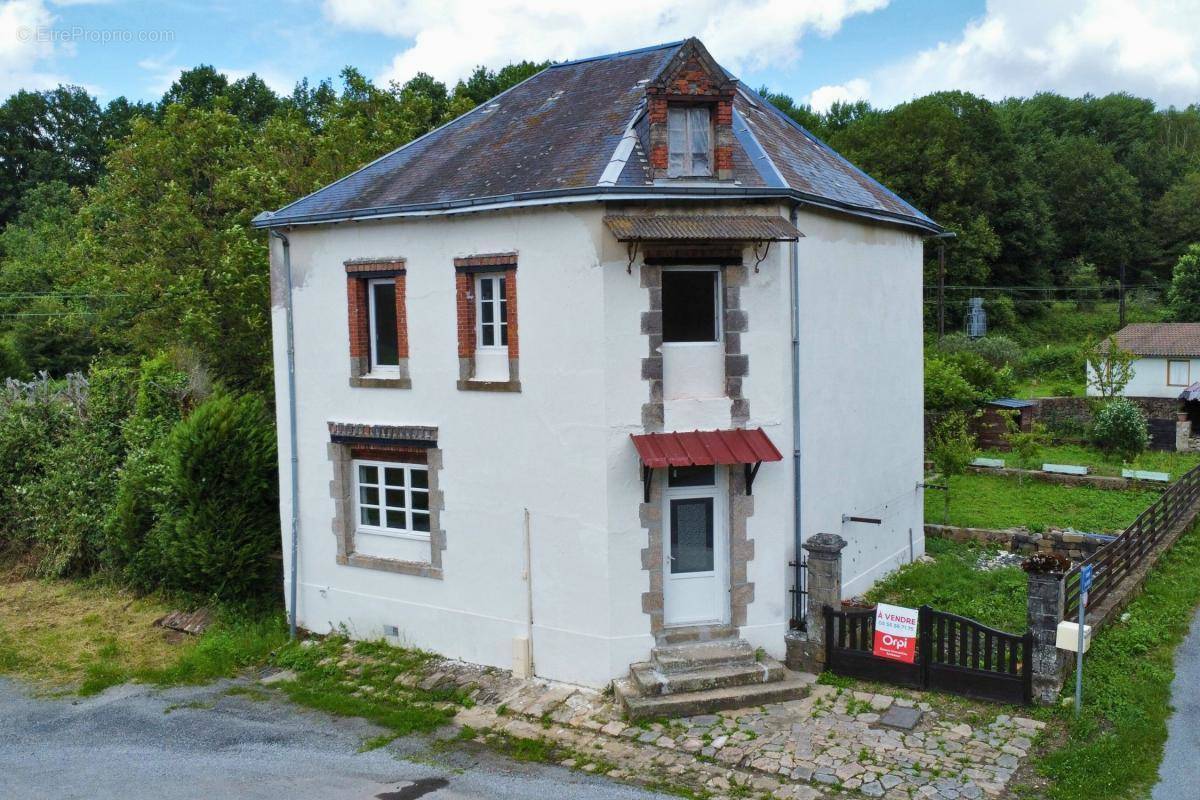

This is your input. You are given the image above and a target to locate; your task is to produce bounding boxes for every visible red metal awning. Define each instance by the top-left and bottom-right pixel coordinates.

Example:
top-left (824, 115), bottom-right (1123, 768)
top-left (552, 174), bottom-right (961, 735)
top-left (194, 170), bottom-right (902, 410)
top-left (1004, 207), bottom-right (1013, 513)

top-left (631, 428), bottom-right (784, 469)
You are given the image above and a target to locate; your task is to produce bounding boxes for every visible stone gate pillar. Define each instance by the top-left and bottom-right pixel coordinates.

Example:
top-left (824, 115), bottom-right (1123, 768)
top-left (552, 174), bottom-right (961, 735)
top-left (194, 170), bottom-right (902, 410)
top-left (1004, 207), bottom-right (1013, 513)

top-left (785, 532), bottom-right (847, 673)
top-left (1027, 569), bottom-right (1067, 704)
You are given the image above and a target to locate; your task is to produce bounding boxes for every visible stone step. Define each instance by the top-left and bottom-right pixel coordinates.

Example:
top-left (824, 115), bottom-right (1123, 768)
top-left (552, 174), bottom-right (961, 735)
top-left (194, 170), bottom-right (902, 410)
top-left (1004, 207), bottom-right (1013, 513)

top-left (651, 639), bottom-right (756, 674)
top-left (614, 672), bottom-right (814, 721)
top-left (631, 657), bottom-right (788, 696)
top-left (655, 625), bottom-right (740, 646)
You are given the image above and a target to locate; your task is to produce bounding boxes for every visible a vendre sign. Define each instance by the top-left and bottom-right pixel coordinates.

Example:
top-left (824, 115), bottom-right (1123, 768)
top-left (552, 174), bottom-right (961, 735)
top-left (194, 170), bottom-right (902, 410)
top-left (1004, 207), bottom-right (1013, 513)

top-left (873, 603), bottom-right (919, 663)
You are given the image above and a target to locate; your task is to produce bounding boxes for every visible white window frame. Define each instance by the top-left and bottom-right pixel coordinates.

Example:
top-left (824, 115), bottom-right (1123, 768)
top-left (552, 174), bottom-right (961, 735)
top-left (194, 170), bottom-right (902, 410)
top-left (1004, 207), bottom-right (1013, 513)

top-left (667, 105), bottom-right (713, 178)
top-left (1168, 359), bottom-right (1191, 387)
top-left (352, 458), bottom-right (430, 541)
top-left (661, 265), bottom-right (722, 345)
top-left (367, 277), bottom-right (400, 373)
top-left (475, 273), bottom-right (508, 351)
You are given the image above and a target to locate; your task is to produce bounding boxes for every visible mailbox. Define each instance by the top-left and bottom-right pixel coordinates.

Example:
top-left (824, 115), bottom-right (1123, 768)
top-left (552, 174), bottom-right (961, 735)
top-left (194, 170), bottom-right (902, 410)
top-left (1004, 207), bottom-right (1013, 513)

top-left (1056, 620), bottom-right (1092, 653)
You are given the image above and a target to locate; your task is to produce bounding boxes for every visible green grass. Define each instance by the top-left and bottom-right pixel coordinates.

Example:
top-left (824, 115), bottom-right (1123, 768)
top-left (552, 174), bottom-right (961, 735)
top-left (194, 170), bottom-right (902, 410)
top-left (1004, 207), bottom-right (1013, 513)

top-left (1018, 521), bottom-right (1200, 800)
top-left (927, 473), bottom-right (1159, 532)
top-left (269, 635), bottom-right (470, 737)
top-left (979, 443), bottom-right (1200, 478)
top-left (865, 538), bottom-right (1027, 632)
top-left (0, 567), bottom-right (289, 694)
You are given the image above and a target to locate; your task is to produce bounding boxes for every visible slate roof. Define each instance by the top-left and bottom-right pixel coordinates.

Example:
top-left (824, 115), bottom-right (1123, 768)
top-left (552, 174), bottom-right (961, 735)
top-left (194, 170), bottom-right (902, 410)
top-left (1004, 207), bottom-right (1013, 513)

top-left (254, 40), bottom-right (939, 234)
top-left (1110, 324), bottom-right (1200, 357)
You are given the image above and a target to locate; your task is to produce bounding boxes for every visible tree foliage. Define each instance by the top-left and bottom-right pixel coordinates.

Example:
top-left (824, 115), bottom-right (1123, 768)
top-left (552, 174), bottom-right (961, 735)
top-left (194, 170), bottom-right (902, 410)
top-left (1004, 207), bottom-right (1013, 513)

top-left (1086, 336), bottom-right (1138, 399)
top-left (1168, 244), bottom-right (1200, 322)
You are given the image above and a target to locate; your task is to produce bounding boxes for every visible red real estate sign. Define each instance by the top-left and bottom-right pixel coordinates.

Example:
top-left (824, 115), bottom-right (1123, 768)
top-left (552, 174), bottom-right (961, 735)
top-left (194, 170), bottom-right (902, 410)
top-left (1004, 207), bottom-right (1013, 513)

top-left (873, 602), bottom-right (919, 663)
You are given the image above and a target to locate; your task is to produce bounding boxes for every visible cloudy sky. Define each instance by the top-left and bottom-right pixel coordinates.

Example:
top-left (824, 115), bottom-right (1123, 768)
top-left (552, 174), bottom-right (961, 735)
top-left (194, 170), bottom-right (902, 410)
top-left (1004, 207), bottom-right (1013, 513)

top-left (2, 0), bottom-right (1198, 110)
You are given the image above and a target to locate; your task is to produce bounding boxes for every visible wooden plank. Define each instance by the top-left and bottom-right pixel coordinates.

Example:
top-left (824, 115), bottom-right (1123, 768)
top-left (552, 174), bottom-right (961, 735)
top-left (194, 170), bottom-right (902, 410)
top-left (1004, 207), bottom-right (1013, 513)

top-left (1043, 463), bottom-right (1088, 476)
top-left (1121, 469), bottom-right (1169, 482)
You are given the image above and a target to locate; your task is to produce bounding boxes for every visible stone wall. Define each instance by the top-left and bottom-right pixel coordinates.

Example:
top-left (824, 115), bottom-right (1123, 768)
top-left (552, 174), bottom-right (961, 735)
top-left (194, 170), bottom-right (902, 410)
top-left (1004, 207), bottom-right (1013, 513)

top-left (926, 524), bottom-right (1112, 561)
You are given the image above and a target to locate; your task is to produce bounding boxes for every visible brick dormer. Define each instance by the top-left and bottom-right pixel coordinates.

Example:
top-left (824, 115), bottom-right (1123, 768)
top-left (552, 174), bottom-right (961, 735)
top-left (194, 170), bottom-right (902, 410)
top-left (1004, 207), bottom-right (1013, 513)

top-left (646, 38), bottom-right (737, 182)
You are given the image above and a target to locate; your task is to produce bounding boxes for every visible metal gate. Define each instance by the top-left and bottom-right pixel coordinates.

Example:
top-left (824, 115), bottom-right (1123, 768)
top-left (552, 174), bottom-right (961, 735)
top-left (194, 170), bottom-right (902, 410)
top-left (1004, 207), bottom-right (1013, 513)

top-left (824, 605), bottom-right (1033, 705)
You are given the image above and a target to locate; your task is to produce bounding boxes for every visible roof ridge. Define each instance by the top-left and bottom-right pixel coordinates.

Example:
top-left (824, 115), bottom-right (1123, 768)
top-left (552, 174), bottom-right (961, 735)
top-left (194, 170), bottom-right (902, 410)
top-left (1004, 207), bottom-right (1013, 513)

top-left (547, 40), bottom-right (685, 69)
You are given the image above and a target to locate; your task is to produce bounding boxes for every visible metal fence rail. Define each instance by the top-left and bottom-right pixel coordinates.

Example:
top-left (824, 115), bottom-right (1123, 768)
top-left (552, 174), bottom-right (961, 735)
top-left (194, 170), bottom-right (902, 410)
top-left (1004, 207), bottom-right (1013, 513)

top-left (1064, 462), bottom-right (1200, 619)
top-left (789, 555), bottom-right (807, 631)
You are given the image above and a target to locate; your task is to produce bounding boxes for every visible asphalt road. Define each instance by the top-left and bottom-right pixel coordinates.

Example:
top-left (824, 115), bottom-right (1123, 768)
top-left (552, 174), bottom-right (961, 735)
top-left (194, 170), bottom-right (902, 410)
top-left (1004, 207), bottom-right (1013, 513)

top-left (1153, 608), bottom-right (1200, 800)
top-left (0, 677), bottom-right (668, 800)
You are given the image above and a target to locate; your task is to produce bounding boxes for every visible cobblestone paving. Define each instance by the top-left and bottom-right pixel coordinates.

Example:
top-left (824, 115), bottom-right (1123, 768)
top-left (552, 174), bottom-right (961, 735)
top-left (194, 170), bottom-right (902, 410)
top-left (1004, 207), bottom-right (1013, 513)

top-left (344, 649), bottom-right (1044, 800)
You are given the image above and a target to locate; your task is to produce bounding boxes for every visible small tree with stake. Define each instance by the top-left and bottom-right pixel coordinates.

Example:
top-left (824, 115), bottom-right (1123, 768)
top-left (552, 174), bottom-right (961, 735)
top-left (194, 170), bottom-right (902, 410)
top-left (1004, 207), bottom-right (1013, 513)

top-left (1085, 335), bottom-right (1136, 399)
top-left (928, 412), bottom-right (977, 525)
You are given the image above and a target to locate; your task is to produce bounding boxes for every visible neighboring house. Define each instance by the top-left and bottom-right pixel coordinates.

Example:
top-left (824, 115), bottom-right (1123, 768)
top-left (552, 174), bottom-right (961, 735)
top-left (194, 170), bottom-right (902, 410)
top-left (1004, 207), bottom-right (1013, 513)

top-left (1088, 323), bottom-right (1200, 399)
top-left (253, 39), bottom-right (942, 703)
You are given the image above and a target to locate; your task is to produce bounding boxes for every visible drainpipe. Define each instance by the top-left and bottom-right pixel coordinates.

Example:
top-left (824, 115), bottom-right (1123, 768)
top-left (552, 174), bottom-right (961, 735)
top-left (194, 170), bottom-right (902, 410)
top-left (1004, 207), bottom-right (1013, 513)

top-left (270, 228), bottom-right (301, 640)
top-left (788, 204), bottom-right (803, 585)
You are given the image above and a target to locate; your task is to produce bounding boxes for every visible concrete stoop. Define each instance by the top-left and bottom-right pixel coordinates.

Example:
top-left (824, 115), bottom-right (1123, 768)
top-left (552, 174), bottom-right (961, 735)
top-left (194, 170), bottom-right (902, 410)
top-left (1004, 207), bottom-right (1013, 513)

top-left (615, 637), bottom-right (813, 720)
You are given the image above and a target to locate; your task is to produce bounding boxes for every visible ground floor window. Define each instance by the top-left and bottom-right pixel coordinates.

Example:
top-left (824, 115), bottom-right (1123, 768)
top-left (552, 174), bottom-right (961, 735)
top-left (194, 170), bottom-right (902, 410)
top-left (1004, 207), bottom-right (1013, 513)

top-left (354, 459), bottom-right (430, 538)
top-left (1168, 359), bottom-right (1190, 387)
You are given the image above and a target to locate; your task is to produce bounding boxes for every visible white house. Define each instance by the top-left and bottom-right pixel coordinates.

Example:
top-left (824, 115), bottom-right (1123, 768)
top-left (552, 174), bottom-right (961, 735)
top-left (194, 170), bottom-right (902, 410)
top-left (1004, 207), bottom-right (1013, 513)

top-left (253, 39), bottom-right (941, 711)
top-left (1087, 323), bottom-right (1200, 399)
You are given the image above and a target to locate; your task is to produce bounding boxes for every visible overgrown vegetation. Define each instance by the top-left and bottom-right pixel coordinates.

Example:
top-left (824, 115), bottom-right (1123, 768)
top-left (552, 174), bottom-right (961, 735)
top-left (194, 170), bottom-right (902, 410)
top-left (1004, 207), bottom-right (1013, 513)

top-left (270, 635), bottom-right (471, 737)
top-left (0, 565), bottom-right (287, 694)
top-left (864, 538), bottom-right (1027, 633)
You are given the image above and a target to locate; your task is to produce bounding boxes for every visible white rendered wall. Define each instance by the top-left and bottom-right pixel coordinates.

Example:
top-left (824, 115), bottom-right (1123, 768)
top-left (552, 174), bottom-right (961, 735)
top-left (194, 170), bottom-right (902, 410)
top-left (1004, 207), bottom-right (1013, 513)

top-left (268, 200), bottom-right (926, 686)
top-left (1087, 357), bottom-right (1194, 398)
top-left (270, 206), bottom-right (621, 688)
top-left (792, 209), bottom-right (926, 599)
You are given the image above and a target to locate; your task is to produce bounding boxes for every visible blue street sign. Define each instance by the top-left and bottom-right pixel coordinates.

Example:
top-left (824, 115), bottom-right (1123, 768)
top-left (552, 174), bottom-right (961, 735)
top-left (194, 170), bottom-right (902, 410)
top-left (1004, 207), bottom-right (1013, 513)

top-left (1080, 564), bottom-right (1093, 594)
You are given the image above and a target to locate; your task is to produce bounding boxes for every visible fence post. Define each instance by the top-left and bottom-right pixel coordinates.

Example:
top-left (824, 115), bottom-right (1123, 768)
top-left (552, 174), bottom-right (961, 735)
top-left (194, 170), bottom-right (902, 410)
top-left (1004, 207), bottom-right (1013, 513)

top-left (918, 605), bottom-right (932, 689)
top-left (1027, 569), bottom-right (1068, 704)
top-left (784, 533), bottom-right (847, 673)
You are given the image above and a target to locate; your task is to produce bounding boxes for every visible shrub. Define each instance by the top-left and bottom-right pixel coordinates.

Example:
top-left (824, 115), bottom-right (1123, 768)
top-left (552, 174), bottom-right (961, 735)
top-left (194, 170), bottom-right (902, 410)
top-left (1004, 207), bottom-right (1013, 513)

top-left (152, 392), bottom-right (279, 600)
top-left (18, 363), bottom-right (136, 576)
top-left (1019, 343), bottom-right (1085, 381)
top-left (104, 353), bottom-right (196, 585)
top-left (944, 350), bottom-right (1017, 400)
top-left (1092, 398), bottom-right (1150, 459)
top-left (0, 390), bottom-right (74, 553)
top-left (925, 356), bottom-right (976, 414)
top-left (937, 333), bottom-right (1022, 369)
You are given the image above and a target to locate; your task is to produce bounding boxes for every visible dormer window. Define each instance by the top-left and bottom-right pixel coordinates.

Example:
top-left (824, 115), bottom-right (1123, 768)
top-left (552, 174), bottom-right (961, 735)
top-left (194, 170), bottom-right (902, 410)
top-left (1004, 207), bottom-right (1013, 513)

top-left (667, 106), bottom-right (712, 178)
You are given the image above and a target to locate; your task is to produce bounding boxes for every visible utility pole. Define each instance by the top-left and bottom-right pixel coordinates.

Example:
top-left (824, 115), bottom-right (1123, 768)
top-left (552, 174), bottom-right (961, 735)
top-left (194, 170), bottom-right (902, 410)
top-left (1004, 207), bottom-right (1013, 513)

top-left (937, 241), bottom-right (946, 342)
top-left (1119, 263), bottom-right (1126, 329)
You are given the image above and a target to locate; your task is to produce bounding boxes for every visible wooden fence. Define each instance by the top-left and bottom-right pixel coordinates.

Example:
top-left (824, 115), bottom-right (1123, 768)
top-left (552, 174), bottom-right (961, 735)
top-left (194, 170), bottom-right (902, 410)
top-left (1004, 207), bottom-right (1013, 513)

top-left (1064, 462), bottom-right (1200, 618)
top-left (824, 605), bottom-right (1033, 705)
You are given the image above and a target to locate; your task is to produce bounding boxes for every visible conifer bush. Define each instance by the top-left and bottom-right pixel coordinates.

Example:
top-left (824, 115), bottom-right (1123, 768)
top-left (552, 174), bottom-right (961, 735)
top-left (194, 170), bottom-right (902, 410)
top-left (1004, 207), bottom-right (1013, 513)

top-left (153, 392), bottom-right (279, 600)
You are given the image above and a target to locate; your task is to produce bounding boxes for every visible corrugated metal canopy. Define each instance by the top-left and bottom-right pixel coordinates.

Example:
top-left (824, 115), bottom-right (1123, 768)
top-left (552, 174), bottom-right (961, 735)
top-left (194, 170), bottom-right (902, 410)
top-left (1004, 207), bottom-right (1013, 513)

top-left (631, 428), bottom-right (784, 468)
top-left (605, 214), bottom-right (802, 242)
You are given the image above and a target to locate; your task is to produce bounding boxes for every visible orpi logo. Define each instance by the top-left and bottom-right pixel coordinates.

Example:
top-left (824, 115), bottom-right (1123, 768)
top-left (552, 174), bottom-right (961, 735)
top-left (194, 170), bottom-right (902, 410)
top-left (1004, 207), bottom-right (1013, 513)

top-left (873, 602), bottom-right (918, 664)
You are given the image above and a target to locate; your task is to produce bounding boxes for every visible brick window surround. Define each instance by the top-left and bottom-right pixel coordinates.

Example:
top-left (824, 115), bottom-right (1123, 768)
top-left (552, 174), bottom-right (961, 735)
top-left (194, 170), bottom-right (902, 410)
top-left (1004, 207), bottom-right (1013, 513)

top-left (646, 40), bottom-right (735, 182)
top-left (328, 422), bottom-right (444, 578)
top-left (346, 258), bottom-right (410, 389)
top-left (454, 252), bottom-right (521, 392)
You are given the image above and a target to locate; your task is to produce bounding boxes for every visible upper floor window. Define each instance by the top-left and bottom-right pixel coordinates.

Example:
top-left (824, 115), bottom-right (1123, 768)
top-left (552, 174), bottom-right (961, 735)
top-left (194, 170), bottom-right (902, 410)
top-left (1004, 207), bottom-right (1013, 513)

top-left (355, 459), bottom-right (430, 539)
top-left (1169, 359), bottom-right (1190, 386)
top-left (667, 105), bottom-right (712, 178)
top-left (662, 269), bottom-right (720, 343)
top-left (476, 274), bottom-right (509, 348)
top-left (368, 277), bottom-right (399, 370)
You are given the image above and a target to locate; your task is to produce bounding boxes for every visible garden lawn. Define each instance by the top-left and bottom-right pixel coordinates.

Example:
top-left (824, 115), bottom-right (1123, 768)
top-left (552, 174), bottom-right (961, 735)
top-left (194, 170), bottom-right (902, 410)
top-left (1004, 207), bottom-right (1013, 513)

top-left (1018, 520), bottom-right (1200, 800)
top-left (979, 443), bottom-right (1200, 479)
top-left (864, 538), bottom-right (1027, 633)
top-left (0, 567), bottom-right (287, 695)
top-left (927, 473), bottom-right (1158, 533)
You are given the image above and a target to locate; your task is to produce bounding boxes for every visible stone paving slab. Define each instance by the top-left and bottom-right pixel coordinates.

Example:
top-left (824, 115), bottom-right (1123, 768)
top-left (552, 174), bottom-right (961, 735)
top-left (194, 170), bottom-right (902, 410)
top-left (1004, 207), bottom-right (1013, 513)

top-left (329, 645), bottom-right (1045, 800)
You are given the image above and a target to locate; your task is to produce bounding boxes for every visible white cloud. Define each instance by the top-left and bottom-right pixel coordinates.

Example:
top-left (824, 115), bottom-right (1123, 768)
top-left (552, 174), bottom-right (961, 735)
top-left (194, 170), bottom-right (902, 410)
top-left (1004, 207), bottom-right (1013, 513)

top-left (321, 0), bottom-right (888, 86)
top-left (0, 0), bottom-right (71, 96)
top-left (866, 0), bottom-right (1200, 108)
top-left (807, 78), bottom-right (870, 112)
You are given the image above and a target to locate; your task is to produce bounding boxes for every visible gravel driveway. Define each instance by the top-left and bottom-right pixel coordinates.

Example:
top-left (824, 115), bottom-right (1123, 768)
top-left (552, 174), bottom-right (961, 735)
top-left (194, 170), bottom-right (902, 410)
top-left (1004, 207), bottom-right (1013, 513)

top-left (0, 677), bottom-right (667, 800)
